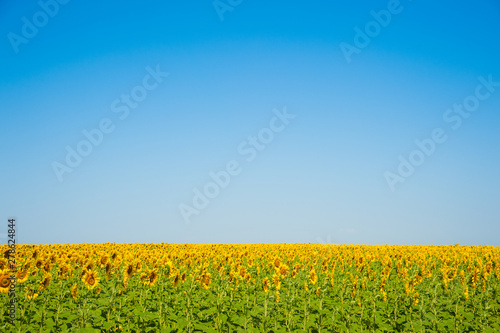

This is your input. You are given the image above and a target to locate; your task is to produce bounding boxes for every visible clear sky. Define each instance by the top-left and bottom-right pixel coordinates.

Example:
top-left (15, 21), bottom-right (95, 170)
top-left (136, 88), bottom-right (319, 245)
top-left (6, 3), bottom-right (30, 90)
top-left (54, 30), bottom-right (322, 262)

top-left (1, 0), bottom-right (499, 246)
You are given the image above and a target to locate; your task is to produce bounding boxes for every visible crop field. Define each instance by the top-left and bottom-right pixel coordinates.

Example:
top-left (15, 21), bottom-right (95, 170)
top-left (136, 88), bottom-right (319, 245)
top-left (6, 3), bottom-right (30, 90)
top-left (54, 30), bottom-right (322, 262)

top-left (1, 243), bottom-right (499, 332)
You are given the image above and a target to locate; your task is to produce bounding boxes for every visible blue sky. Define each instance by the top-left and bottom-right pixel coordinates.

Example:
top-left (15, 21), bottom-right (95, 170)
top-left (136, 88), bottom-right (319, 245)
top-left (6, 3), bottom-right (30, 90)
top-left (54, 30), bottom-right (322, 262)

top-left (1, 0), bottom-right (499, 245)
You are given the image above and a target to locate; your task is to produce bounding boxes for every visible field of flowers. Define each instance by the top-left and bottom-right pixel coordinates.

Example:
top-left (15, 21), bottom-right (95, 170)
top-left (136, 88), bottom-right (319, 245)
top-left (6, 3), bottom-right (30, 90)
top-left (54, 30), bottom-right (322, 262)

top-left (1, 243), bottom-right (499, 332)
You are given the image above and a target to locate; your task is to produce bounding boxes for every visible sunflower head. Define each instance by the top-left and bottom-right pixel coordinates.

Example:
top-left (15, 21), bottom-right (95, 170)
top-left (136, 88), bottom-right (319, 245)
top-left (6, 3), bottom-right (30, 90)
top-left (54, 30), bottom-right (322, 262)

top-left (148, 269), bottom-right (158, 287)
top-left (263, 277), bottom-right (270, 293)
top-left (100, 255), bottom-right (108, 266)
top-left (273, 257), bottom-right (281, 269)
top-left (82, 269), bottom-right (100, 289)
top-left (172, 272), bottom-right (180, 287)
top-left (135, 261), bottom-right (143, 273)
top-left (125, 263), bottom-right (134, 278)
top-left (273, 274), bottom-right (281, 290)
top-left (105, 263), bottom-right (112, 279)
top-left (200, 272), bottom-right (211, 290)
top-left (17, 269), bottom-right (30, 284)
top-left (0, 258), bottom-right (7, 271)
top-left (39, 273), bottom-right (52, 292)
top-left (26, 291), bottom-right (39, 301)
top-left (85, 260), bottom-right (95, 272)
top-left (279, 264), bottom-right (289, 277)
top-left (309, 269), bottom-right (318, 285)
top-left (58, 263), bottom-right (70, 279)
top-left (0, 270), bottom-right (11, 293)
top-left (43, 261), bottom-right (52, 273)
top-left (71, 283), bottom-right (78, 300)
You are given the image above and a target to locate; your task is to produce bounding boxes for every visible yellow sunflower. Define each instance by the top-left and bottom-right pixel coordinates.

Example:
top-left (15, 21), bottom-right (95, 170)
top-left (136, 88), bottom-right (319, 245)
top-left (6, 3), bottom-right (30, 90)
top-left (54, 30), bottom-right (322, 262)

top-left (58, 263), bottom-right (70, 279)
top-left (172, 272), bottom-right (180, 287)
top-left (71, 283), bottom-right (78, 300)
top-left (84, 260), bottom-right (95, 272)
top-left (263, 277), bottom-right (270, 293)
top-left (147, 269), bottom-right (158, 287)
top-left (273, 273), bottom-right (281, 290)
top-left (17, 269), bottom-right (30, 284)
top-left (100, 255), bottom-right (108, 266)
top-left (105, 263), bottom-right (112, 279)
top-left (26, 291), bottom-right (39, 300)
top-left (39, 272), bottom-right (52, 292)
top-left (278, 264), bottom-right (289, 277)
top-left (140, 271), bottom-right (148, 284)
top-left (0, 258), bottom-right (7, 271)
top-left (0, 270), bottom-right (11, 293)
top-left (124, 263), bottom-right (134, 280)
top-left (309, 269), bottom-right (318, 285)
top-left (35, 259), bottom-right (43, 270)
top-left (82, 269), bottom-right (100, 289)
top-left (200, 272), bottom-right (211, 290)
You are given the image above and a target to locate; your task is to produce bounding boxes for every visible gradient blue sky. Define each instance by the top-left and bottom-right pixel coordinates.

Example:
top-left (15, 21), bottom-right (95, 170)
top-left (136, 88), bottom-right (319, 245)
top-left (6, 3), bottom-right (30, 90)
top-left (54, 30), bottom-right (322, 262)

top-left (1, 0), bottom-right (499, 245)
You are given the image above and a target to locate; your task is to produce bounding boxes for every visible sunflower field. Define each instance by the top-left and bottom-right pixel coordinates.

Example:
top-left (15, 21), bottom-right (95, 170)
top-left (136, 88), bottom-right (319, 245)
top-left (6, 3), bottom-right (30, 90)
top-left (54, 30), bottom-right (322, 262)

top-left (1, 243), bottom-right (499, 332)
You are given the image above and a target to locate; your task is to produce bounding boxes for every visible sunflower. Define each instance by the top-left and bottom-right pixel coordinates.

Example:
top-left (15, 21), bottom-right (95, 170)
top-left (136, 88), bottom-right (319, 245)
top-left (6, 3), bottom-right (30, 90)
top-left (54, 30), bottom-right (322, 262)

top-left (140, 271), bottom-right (148, 284)
top-left (309, 269), bottom-right (318, 285)
top-left (0, 270), bottom-right (11, 293)
top-left (43, 261), bottom-right (52, 273)
top-left (147, 269), bottom-right (159, 287)
top-left (84, 260), bottom-right (95, 272)
top-left (181, 272), bottom-right (187, 283)
top-left (124, 263), bottom-right (134, 280)
top-left (71, 283), bottom-right (78, 300)
top-left (82, 269), bottom-right (100, 289)
top-left (304, 282), bottom-right (309, 291)
top-left (58, 263), bottom-right (70, 279)
top-left (134, 261), bottom-right (143, 273)
top-left (263, 277), bottom-right (270, 293)
top-left (273, 257), bottom-right (281, 268)
top-left (100, 255), bottom-right (108, 266)
top-left (49, 254), bottom-right (57, 264)
top-left (17, 268), bottom-right (30, 284)
top-left (272, 273), bottom-right (281, 290)
top-left (200, 272), bottom-right (211, 290)
top-left (26, 291), bottom-right (39, 300)
top-left (172, 272), bottom-right (180, 287)
top-left (35, 259), bottom-right (43, 270)
top-left (105, 263), bottom-right (112, 279)
top-left (39, 273), bottom-right (52, 292)
top-left (0, 258), bottom-right (7, 271)
top-left (278, 264), bottom-right (289, 277)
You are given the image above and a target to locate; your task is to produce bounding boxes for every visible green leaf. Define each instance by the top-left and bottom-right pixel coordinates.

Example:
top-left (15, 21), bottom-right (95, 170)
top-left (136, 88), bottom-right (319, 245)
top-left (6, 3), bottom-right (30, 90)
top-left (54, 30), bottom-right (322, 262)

top-left (102, 321), bottom-right (114, 330)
